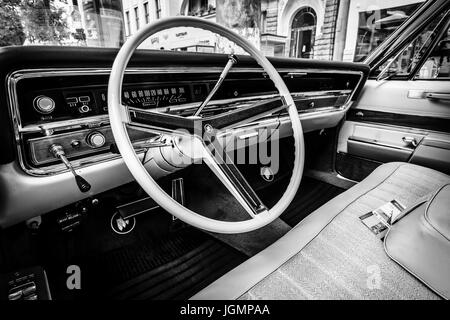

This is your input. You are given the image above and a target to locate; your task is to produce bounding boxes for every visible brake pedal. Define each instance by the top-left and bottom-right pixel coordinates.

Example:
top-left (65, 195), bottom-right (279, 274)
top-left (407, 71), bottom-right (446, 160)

top-left (117, 197), bottom-right (160, 220)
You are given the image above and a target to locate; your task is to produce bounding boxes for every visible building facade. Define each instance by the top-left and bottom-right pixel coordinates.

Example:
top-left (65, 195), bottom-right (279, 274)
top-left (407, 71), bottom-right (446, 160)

top-left (53, 0), bottom-right (124, 47)
top-left (121, 0), bottom-right (426, 62)
top-left (260, 0), bottom-right (425, 61)
top-left (122, 0), bottom-right (218, 51)
top-left (16, 0), bottom-right (124, 47)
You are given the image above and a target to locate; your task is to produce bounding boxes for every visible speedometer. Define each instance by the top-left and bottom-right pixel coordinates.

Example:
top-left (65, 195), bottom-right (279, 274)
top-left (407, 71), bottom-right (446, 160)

top-left (122, 85), bottom-right (190, 109)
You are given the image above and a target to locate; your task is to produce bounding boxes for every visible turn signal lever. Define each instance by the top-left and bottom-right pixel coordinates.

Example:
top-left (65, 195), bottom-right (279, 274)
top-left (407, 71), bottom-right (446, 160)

top-left (49, 144), bottom-right (91, 193)
top-left (193, 54), bottom-right (239, 117)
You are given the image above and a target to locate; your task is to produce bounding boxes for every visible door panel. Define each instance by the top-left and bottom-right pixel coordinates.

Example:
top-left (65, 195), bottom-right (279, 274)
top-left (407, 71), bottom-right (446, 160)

top-left (338, 121), bottom-right (425, 162)
top-left (410, 133), bottom-right (450, 174)
top-left (337, 80), bottom-right (450, 181)
top-left (355, 79), bottom-right (450, 119)
top-left (336, 1), bottom-right (450, 181)
top-left (347, 139), bottom-right (412, 163)
top-left (340, 121), bottom-right (425, 150)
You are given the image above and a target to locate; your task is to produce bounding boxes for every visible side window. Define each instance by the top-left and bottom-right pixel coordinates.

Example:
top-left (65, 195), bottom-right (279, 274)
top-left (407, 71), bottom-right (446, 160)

top-left (373, 13), bottom-right (448, 80)
top-left (417, 26), bottom-right (450, 79)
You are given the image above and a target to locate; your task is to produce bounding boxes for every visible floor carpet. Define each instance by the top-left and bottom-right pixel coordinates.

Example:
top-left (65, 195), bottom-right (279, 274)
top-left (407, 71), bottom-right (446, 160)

top-left (107, 237), bottom-right (245, 300)
top-left (36, 205), bottom-right (246, 300)
top-left (258, 177), bottom-right (344, 227)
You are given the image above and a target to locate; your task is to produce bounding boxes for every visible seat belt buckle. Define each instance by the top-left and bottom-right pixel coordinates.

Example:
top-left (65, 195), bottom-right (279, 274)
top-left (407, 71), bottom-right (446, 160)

top-left (359, 199), bottom-right (406, 240)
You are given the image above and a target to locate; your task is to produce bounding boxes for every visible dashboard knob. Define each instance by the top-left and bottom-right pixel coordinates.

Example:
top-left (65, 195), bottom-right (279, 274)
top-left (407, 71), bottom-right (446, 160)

top-left (78, 105), bottom-right (90, 113)
top-left (86, 131), bottom-right (106, 148)
top-left (33, 96), bottom-right (55, 114)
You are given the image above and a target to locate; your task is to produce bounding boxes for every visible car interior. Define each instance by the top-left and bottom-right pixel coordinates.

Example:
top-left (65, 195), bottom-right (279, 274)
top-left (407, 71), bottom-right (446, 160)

top-left (0, 0), bottom-right (449, 301)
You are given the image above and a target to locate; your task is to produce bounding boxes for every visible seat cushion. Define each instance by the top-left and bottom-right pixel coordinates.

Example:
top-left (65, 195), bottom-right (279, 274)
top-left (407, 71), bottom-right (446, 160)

top-left (191, 163), bottom-right (450, 300)
top-left (385, 184), bottom-right (450, 299)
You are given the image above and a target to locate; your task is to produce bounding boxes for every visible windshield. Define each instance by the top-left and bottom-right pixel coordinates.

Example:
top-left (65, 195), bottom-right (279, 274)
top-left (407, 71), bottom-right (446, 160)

top-left (0, 0), bottom-right (426, 62)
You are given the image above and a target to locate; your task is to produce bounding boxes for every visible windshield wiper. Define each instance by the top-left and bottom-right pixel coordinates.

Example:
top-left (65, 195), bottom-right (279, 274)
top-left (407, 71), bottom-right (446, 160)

top-left (192, 54), bottom-right (238, 117)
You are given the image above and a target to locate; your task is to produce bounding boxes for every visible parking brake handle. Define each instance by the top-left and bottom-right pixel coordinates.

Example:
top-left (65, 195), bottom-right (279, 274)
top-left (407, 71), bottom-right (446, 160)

top-left (49, 144), bottom-right (91, 193)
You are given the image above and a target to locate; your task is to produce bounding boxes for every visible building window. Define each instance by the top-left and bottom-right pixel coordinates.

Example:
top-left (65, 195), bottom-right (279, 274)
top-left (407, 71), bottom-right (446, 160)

top-left (418, 24), bottom-right (450, 79)
top-left (372, 11), bottom-right (448, 80)
top-left (134, 7), bottom-right (140, 31)
top-left (155, 0), bottom-right (161, 19)
top-left (289, 8), bottom-right (317, 59)
top-left (354, 3), bottom-right (421, 62)
top-left (144, 2), bottom-right (150, 24)
top-left (261, 10), bottom-right (267, 34)
top-left (188, 0), bottom-right (211, 16)
top-left (125, 11), bottom-right (131, 36)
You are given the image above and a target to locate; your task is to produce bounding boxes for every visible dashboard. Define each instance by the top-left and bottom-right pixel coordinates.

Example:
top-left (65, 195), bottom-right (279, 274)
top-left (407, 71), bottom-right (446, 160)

top-left (0, 46), bottom-right (369, 227)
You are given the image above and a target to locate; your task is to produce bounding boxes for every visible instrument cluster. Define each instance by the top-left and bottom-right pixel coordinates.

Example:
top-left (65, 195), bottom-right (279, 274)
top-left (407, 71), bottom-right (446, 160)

top-left (22, 82), bottom-right (209, 126)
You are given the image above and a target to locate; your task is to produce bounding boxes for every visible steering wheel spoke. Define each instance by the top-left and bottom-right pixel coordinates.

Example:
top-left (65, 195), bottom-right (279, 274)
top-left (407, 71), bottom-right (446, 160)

top-left (127, 106), bottom-right (200, 136)
top-left (200, 133), bottom-right (268, 219)
top-left (203, 97), bottom-right (289, 130)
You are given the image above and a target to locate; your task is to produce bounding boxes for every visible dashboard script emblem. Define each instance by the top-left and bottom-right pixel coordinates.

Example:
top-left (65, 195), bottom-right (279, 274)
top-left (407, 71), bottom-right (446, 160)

top-left (110, 212), bottom-right (136, 235)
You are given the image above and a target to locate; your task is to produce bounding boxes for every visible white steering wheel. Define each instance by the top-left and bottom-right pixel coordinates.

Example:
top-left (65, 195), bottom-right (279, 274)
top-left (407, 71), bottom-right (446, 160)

top-left (108, 16), bottom-right (305, 234)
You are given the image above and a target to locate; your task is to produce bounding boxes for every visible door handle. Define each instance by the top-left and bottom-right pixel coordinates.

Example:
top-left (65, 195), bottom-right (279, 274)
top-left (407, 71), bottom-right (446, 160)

top-left (425, 92), bottom-right (450, 101)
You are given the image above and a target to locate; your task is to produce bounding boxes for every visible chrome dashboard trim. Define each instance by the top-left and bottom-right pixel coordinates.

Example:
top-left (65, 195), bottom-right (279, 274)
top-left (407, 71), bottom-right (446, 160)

top-left (6, 67), bottom-right (364, 177)
top-left (19, 90), bottom-right (352, 133)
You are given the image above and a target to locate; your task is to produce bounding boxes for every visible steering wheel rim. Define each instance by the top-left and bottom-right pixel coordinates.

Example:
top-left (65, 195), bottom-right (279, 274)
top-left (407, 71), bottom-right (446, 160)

top-left (108, 16), bottom-right (305, 234)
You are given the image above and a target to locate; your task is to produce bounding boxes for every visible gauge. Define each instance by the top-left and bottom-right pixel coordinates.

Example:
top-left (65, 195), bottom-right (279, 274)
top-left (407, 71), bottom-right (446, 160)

top-left (33, 95), bottom-right (56, 114)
